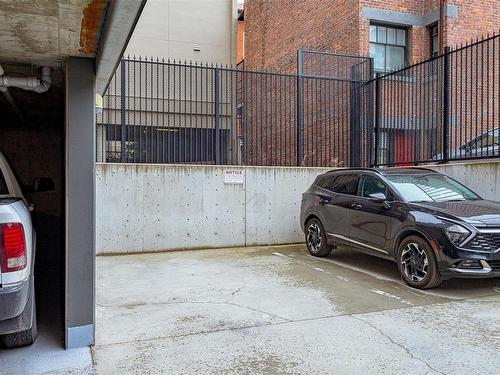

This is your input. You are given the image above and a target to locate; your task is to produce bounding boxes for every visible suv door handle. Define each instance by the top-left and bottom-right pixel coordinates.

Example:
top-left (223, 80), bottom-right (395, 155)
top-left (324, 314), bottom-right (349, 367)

top-left (351, 203), bottom-right (362, 210)
top-left (319, 197), bottom-right (330, 205)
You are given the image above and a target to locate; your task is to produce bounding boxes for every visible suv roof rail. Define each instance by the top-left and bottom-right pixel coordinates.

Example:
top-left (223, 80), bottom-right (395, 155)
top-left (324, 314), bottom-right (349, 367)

top-left (324, 167), bottom-right (439, 174)
top-left (402, 167), bottom-right (439, 173)
top-left (325, 167), bottom-right (382, 174)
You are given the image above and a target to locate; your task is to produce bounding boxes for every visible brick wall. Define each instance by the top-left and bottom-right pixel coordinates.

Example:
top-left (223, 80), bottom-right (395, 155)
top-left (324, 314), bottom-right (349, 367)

top-left (445, 0), bottom-right (500, 47)
top-left (245, 0), bottom-right (360, 72)
top-left (245, 0), bottom-right (499, 71)
top-left (242, 0), bottom-right (499, 166)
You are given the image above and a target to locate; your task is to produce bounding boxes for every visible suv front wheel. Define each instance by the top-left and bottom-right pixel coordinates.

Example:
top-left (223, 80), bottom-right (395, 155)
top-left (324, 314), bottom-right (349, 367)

top-left (305, 218), bottom-right (332, 257)
top-left (397, 235), bottom-right (442, 289)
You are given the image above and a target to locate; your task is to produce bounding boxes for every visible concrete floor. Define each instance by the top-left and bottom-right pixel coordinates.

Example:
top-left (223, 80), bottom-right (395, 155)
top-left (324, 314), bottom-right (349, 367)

top-left (95, 244), bottom-right (500, 375)
top-left (0, 291), bottom-right (93, 375)
top-left (0, 213), bottom-right (93, 375)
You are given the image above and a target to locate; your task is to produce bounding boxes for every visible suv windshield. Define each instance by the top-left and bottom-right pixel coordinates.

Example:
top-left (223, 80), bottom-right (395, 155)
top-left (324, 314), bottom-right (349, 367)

top-left (385, 174), bottom-right (480, 203)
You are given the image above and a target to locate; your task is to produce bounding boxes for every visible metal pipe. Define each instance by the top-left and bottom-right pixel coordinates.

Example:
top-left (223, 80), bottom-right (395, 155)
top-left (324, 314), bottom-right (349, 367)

top-left (439, 0), bottom-right (446, 53)
top-left (0, 65), bottom-right (51, 93)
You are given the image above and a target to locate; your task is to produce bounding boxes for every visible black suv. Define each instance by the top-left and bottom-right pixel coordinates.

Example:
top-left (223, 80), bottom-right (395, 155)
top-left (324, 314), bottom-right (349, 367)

top-left (300, 168), bottom-right (500, 289)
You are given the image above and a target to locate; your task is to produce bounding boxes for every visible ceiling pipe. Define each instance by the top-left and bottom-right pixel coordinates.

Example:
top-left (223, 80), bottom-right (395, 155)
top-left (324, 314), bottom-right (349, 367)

top-left (0, 65), bottom-right (51, 93)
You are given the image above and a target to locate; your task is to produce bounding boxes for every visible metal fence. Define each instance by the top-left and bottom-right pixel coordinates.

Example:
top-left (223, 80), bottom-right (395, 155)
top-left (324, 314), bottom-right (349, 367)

top-left (97, 32), bottom-right (499, 167)
top-left (372, 33), bottom-right (499, 166)
top-left (297, 50), bottom-right (373, 167)
top-left (97, 53), bottom-right (371, 166)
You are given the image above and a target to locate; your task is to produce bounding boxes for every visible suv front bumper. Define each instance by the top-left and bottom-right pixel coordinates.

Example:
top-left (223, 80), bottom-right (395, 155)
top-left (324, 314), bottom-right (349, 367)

top-left (437, 240), bottom-right (500, 279)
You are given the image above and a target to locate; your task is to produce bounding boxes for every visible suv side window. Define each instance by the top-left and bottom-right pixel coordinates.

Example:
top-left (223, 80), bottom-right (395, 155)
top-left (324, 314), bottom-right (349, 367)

top-left (316, 175), bottom-right (336, 191)
top-left (360, 175), bottom-right (392, 199)
top-left (330, 174), bottom-right (359, 195)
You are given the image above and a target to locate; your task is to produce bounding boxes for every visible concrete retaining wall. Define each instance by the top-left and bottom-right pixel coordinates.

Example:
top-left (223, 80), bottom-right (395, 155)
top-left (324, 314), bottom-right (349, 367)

top-left (96, 164), bottom-right (330, 254)
top-left (96, 160), bottom-right (500, 254)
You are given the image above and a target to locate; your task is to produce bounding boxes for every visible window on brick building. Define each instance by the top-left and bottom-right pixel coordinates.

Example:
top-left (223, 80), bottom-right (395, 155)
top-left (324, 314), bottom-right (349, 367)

top-left (369, 24), bottom-right (407, 72)
top-left (429, 24), bottom-right (439, 58)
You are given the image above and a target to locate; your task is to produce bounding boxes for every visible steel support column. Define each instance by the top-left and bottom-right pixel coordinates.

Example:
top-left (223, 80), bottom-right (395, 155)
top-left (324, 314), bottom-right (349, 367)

top-left (65, 57), bottom-right (96, 349)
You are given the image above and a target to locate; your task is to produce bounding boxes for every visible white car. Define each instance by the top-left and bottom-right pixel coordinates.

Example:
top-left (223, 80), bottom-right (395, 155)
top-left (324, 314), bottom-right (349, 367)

top-left (435, 128), bottom-right (499, 160)
top-left (0, 152), bottom-right (53, 348)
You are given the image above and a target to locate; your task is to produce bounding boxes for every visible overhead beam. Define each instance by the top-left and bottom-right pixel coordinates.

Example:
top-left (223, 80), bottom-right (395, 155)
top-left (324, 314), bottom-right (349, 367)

top-left (95, 0), bottom-right (147, 95)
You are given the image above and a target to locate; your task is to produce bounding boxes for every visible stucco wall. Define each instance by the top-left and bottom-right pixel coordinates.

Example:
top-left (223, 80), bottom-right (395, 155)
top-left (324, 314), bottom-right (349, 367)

top-left (96, 164), bottom-right (330, 254)
top-left (125, 0), bottom-right (237, 65)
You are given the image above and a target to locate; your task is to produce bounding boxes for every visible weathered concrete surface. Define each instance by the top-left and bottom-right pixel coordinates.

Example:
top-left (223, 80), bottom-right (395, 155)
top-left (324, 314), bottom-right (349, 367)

top-left (96, 161), bottom-right (500, 254)
top-left (95, 245), bottom-right (500, 375)
top-left (0, 0), bottom-right (107, 66)
top-left (95, 164), bottom-right (331, 254)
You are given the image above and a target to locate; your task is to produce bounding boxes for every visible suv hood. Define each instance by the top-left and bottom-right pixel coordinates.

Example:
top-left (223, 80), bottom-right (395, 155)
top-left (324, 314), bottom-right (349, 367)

top-left (411, 200), bottom-right (500, 227)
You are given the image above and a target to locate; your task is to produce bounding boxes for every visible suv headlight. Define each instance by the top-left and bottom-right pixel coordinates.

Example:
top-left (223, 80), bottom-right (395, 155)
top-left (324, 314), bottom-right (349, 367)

top-left (443, 224), bottom-right (471, 246)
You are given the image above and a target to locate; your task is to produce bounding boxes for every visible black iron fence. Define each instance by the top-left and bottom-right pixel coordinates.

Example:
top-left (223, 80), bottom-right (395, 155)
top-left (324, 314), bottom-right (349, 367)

top-left (372, 32), bottom-right (499, 166)
top-left (97, 32), bottom-right (499, 167)
top-left (97, 53), bottom-right (370, 166)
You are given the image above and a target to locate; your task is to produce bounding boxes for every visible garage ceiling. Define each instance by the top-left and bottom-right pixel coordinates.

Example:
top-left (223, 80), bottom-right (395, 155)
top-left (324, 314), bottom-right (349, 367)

top-left (0, 0), bottom-right (109, 67)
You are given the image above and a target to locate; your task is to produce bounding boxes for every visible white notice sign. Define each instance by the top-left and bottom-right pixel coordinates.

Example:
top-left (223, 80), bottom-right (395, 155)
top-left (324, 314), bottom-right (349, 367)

top-left (224, 169), bottom-right (244, 184)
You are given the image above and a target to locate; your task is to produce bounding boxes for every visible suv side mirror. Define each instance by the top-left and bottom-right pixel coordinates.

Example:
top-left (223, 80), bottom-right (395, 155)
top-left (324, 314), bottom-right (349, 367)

top-left (30, 177), bottom-right (55, 193)
top-left (368, 192), bottom-right (387, 202)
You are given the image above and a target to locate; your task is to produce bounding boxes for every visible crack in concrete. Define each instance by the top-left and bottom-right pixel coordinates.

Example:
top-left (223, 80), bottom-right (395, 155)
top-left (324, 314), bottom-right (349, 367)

top-left (95, 303), bottom-right (434, 349)
top-left (98, 299), bottom-right (291, 322)
top-left (224, 284), bottom-right (246, 304)
top-left (96, 320), bottom-right (281, 349)
top-left (351, 315), bottom-right (447, 375)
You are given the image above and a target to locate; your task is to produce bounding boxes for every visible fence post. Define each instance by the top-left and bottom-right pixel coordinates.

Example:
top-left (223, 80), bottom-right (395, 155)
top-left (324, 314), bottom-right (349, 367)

top-left (373, 72), bottom-right (381, 167)
top-left (120, 59), bottom-right (126, 163)
top-left (296, 49), bottom-right (303, 166)
top-left (367, 57), bottom-right (375, 167)
top-left (349, 66), bottom-right (361, 167)
top-left (442, 46), bottom-right (451, 163)
top-left (214, 65), bottom-right (221, 165)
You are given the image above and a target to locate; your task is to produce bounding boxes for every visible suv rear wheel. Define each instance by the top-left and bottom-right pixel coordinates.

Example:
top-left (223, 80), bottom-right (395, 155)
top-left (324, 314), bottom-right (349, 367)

top-left (305, 218), bottom-right (332, 257)
top-left (397, 235), bottom-right (442, 289)
top-left (0, 307), bottom-right (37, 348)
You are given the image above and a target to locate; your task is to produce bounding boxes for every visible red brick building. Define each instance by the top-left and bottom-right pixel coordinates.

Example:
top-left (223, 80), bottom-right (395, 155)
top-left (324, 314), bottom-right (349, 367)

top-left (244, 0), bottom-right (500, 72)
top-left (238, 0), bottom-right (498, 168)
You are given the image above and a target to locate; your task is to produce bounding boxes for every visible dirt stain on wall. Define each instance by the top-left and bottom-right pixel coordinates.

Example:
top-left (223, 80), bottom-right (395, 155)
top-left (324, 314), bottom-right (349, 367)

top-left (79, 0), bottom-right (108, 54)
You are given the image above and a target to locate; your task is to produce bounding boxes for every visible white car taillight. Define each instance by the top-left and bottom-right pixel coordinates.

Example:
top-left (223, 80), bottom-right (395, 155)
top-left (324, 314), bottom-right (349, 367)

top-left (0, 223), bottom-right (27, 272)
